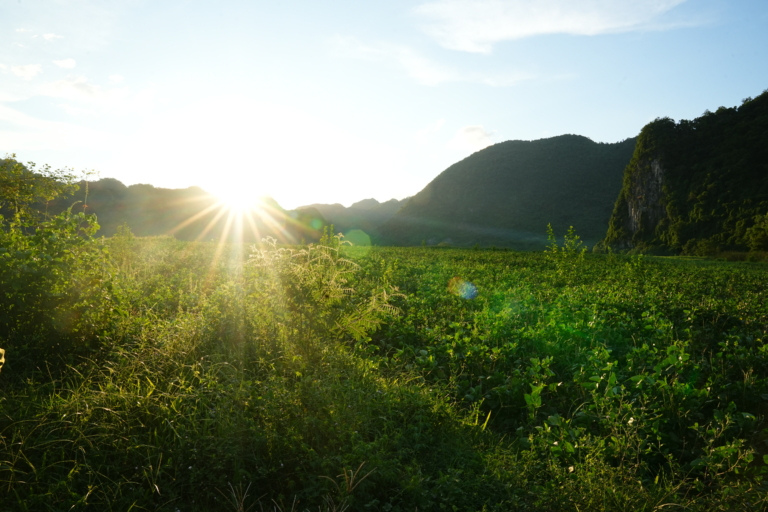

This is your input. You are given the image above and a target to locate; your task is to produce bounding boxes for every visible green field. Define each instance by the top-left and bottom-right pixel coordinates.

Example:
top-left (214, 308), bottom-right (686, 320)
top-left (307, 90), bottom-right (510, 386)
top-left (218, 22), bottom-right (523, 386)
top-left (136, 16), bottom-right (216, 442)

top-left (2, 217), bottom-right (768, 511)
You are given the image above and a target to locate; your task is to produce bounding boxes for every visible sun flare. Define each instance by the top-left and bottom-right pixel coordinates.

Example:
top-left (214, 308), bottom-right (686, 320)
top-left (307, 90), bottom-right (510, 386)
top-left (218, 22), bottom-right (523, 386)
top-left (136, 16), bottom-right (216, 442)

top-left (212, 187), bottom-right (262, 212)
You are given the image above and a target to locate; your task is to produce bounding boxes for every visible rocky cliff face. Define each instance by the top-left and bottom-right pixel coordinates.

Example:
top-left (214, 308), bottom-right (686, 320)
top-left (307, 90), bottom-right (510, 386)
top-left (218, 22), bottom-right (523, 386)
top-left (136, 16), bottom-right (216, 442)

top-left (610, 158), bottom-right (668, 249)
top-left (627, 159), bottom-right (666, 236)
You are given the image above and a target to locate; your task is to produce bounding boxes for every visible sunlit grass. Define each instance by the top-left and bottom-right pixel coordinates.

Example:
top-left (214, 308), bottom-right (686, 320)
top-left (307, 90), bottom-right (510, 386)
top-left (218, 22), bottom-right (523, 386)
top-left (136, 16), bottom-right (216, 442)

top-left (2, 236), bottom-right (767, 510)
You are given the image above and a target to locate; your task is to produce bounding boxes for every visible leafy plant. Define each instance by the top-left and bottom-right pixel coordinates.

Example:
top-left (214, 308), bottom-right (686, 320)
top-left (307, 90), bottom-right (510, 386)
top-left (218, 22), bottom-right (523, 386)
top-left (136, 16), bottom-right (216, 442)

top-left (0, 155), bottom-right (78, 221)
top-left (248, 234), bottom-right (399, 347)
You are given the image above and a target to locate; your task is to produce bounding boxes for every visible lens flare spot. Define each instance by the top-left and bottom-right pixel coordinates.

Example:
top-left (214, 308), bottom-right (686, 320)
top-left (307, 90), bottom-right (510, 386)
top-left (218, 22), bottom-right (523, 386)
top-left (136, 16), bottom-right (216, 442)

top-left (343, 229), bottom-right (372, 257)
top-left (345, 229), bottom-right (371, 246)
top-left (310, 218), bottom-right (323, 230)
top-left (448, 277), bottom-right (478, 299)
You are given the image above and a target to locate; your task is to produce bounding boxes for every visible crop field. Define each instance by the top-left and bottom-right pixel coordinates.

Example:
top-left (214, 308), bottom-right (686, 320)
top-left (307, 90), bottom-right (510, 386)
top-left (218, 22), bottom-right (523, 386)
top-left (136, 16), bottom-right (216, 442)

top-left (2, 221), bottom-right (768, 511)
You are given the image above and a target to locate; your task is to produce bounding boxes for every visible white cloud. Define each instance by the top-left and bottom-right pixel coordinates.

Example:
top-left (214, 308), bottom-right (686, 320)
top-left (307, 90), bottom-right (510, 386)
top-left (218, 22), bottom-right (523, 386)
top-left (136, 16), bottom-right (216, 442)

top-left (0, 91), bottom-right (25, 102)
top-left (331, 35), bottom-right (457, 86)
top-left (0, 103), bottom-right (107, 150)
top-left (330, 35), bottom-right (531, 86)
top-left (15, 28), bottom-right (31, 33)
top-left (108, 74), bottom-right (124, 84)
top-left (449, 125), bottom-right (494, 151)
top-left (37, 76), bottom-right (155, 115)
top-left (414, 0), bottom-right (690, 53)
top-left (0, 64), bottom-right (6, 70)
top-left (53, 58), bottom-right (76, 69)
top-left (42, 33), bottom-right (63, 41)
top-left (58, 104), bottom-right (83, 116)
top-left (392, 46), bottom-right (460, 86)
top-left (40, 76), bottom-right (101, 101)
top-left (11, 64), bottom-right (42, 80)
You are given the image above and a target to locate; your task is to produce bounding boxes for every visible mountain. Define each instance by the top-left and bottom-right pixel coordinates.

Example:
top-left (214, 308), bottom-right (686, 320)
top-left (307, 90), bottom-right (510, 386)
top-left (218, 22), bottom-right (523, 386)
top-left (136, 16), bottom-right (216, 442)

top-left (601, 89), bottom-right (768, 255)
top-left (377, 134), bottom-right (637, 249)
top-left (36, 178), bottom-right (328, 243)
top-left (297, 197), bottom-right (408, 238)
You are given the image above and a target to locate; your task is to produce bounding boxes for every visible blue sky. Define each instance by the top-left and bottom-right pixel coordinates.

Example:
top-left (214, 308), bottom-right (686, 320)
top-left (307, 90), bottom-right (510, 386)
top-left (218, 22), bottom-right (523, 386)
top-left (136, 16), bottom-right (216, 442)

top-left (1, 0), bottom-right (767, 209)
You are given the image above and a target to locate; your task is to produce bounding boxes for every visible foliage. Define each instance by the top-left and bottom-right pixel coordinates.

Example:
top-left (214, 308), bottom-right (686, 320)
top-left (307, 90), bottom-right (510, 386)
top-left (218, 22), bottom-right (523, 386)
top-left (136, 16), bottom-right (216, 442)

top-left (603, 89), bottom-right (768, 254)
top-left (247, 232), bottom-right (400, 348)
top-left (0, 209), bottom-right (115, 367)
top-left (0, 155), bottom-right (79, 221)
top-left (0, 159), bottom-right (114, 370)
top-left (2, 228), bottom-right (768, 510)
top-left (745, 213), bottom-right (768, 251)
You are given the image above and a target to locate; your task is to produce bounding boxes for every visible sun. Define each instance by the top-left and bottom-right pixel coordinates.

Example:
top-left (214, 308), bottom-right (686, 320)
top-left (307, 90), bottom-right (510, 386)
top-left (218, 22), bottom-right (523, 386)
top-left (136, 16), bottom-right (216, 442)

top-left (212, 186), bottom-right (261, 212)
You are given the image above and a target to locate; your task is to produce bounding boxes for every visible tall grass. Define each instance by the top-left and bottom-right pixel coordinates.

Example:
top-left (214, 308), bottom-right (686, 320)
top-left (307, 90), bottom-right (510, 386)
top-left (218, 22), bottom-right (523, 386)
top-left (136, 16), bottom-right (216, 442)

top-left (2, 232), bottom-right (767, 510)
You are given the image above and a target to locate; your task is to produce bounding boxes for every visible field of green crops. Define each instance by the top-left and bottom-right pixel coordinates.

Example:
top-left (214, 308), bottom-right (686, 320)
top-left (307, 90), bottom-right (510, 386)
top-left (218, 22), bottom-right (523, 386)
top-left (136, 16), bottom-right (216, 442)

top-left (2, 221), bottom-right (768, 511)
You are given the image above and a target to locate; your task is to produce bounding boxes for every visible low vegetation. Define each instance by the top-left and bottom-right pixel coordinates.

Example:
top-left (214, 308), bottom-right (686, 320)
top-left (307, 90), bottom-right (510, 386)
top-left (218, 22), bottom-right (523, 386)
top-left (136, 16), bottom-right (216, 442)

top-left (2, 163), bottom-right (768, 510)
top-left (1, 231), bottom-right (767, 510)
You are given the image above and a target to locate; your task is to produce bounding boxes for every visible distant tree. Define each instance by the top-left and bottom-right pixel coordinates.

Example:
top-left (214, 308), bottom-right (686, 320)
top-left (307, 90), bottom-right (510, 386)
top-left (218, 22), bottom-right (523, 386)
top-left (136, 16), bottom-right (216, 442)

top-left (746, 214), bottom-right (768, 251)
top-left (0, 155), bottom-right (79, 223)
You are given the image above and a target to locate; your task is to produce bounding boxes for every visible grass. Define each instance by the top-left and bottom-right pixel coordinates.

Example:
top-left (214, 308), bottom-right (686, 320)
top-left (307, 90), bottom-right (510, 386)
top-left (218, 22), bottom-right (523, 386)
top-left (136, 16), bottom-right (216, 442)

top-left (2, 234), bottom-right (768, 510)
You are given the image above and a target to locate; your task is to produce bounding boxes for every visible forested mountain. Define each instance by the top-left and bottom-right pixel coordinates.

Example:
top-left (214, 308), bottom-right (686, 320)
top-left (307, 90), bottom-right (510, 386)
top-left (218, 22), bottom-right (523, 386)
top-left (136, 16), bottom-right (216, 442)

top-left (601, 89), bottom-right (768, 254)
top-left (6, 175), bottom-right (328, 243)
top-left (297, 197), bottom-right (408, 238)
top-left (377, 135), bottom-right (637, 249)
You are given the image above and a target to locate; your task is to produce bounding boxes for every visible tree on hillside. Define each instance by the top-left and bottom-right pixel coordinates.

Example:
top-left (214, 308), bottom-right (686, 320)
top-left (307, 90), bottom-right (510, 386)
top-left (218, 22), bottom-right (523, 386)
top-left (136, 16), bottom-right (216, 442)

top-left (0, 155), bottom-right (79, 222)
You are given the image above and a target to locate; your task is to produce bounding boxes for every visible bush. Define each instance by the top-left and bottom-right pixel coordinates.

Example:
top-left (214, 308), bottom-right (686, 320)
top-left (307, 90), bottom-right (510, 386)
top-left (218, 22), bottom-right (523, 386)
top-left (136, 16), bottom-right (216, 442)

top-left (0, 208), bottom-right (116, 370)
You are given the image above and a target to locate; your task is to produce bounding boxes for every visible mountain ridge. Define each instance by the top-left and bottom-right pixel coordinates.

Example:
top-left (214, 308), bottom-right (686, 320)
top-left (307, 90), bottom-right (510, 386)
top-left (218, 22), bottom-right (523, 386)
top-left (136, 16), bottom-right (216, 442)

top-left (378, 134), bottom-right (637, 249)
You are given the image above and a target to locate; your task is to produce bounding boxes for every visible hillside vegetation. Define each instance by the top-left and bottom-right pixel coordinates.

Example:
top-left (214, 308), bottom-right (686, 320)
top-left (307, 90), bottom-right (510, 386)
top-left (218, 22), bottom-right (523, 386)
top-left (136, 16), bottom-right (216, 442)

top-left (297, 197), bottom-right (407, 241)
top-left (601, 89), bottom-right (768, 254)
top-left (378, 135), bottom-right (636, 249)
top-left (0, 165), bottom-right (328, 244)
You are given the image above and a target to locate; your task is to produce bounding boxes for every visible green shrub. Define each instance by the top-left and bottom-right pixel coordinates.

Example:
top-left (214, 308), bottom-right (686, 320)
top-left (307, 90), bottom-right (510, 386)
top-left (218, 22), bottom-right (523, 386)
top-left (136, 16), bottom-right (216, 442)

top-left (0, 209), bottom-right (116, 367)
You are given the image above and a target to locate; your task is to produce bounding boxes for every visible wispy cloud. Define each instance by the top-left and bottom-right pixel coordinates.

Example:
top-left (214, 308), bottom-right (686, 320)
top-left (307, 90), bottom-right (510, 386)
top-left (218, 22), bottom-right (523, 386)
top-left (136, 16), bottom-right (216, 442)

top-left (0, 91), bottom-right (25, 102)
top-left (11, 64), bottom-right (42, 80)
top-left (449, 125), bottom-right (494, 151)
top-left (414, 0), bottom-right (690, 53)
top-left (42, 33), bottom-right (64, 41)
top-left (331, 35), bottom-right (457, 86)
top-left (0, 103), bottom-right (107, 150)
top-left (53, 58), bottom-right (76, 69)
top-left (15, 28), bottom-right (30, 33)
top-left (58, 104), bottom-right (82, 116)
top-left (37, 75), bottom-right (154, 115)
top-left (108, 74), bottom-right (124, 84)
top-left (330, 35), bottom-right (531, 86)
top-left (40, 76), bottom-right (101, 101)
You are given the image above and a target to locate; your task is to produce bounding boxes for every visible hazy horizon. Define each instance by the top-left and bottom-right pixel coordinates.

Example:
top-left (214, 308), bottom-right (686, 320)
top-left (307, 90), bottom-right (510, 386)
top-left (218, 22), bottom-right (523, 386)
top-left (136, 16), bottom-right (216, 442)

top-left (2, 0), bottom-right (767, 209)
